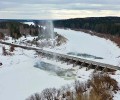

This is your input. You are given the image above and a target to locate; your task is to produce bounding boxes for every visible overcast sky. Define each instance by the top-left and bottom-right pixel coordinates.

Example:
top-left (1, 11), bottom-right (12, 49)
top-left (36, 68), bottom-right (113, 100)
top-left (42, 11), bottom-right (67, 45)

top-left (0, 0), bottom-right (120, 19)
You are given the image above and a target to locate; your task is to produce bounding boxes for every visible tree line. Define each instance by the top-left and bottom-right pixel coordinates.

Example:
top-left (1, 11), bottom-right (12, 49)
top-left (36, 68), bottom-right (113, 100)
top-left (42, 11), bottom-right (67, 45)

top-left (0, 21), bottom-right (39, 38)
top-left (0, 20), bottom-right (58, 40)
top-left (53, 17), bottom-right (120, 36)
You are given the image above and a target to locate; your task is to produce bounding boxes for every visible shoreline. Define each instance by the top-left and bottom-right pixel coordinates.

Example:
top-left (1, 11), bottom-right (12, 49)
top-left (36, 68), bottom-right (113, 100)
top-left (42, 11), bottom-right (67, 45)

top-left (55, 27), bottom-right (120, 48)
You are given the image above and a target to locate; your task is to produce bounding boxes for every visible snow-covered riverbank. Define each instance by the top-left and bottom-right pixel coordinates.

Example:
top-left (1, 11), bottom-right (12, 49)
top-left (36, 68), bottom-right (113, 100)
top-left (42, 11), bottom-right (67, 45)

top-left (1, 28), bottom-right (120, 66)
top-left (0, 28), bottom-right (120, 100)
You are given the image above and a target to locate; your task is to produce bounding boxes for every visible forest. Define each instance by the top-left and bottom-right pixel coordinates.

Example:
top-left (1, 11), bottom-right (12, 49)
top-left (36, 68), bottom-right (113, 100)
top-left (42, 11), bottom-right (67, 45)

top-left (54, 17), bottom-right (120, 36)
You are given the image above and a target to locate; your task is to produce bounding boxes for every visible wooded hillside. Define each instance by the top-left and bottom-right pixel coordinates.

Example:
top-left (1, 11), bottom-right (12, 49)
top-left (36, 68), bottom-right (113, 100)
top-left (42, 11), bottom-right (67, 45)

top-left (54, 17), bottom-right (120, 36)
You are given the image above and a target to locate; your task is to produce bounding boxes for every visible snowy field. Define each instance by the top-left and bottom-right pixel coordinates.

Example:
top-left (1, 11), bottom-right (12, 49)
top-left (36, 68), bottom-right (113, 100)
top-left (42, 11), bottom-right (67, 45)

top-left (0, 28), bottom-right (120, 100)
top-left (0, 45), bottom-right (72, 100)
top-left (0, 44), bottom-right (93, 100)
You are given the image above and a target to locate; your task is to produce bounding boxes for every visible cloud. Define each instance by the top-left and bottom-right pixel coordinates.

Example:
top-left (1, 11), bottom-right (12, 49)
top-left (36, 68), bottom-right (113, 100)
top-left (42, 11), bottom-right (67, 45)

top-left (1, 0), bottom-right (120, 5)
top-left (50, 10), bottom-right (120, 19)
top-left (0, 0), bottom-right (120, 19)
top-left (0, 1), bottom-right (20, 10)
top-left (1, 9), bottom-right (120, 19)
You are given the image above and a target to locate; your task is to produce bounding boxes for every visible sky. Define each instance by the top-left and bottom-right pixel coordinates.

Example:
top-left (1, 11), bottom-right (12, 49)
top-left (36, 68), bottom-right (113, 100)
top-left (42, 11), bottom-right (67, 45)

top-left (0, 0), bottom-right (120, 19)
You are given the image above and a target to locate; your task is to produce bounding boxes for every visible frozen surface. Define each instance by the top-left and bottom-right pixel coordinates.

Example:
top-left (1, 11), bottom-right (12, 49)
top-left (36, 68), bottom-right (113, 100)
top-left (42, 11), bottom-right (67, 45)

top-left (2, 28), bottom-right (120, 66)
top-left (0, 28), bottom-right (120, 100)
top-left (0, 45), bottom-right (74, 100)
top-left (51, 28), bottom-right (120, 66)
top-left (0, 44), bottom-right (92, 100)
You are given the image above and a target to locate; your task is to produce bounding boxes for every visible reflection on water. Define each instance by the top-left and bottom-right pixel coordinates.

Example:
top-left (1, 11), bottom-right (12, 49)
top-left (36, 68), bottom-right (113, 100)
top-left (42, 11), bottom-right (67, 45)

top-left (67, 52), bottom-right (103, 59)
top-left (34, 61), bottom-right (75, 80)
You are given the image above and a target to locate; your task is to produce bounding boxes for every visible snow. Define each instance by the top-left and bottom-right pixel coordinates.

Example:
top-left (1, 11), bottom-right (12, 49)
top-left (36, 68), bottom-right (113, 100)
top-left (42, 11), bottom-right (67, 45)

top-left (24, 22), bottom-right (35, 25)
top-left (0, 43), bottom-right (92, 100)
top-left (0, 45), bottom-right (75, 100)
top-left (113, 92), bottom-right (120, 100)
top-left (3, 28), bottom-right (120, 66)
top-left (0, 61), bottom-right (72, 100)
top-left (110, 71), bottom-right (120, 100)
top-left (0, 28), bottom-right (120, 100)
top-left (51, 28), bottom-right (120, 66)
top-left (4, 35), bottom-right (37, 44)
top-left (76, 68), bottom-right (93, 82)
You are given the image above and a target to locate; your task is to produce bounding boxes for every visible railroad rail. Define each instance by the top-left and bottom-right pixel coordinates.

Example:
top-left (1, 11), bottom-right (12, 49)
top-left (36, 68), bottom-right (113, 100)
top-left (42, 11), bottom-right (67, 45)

top-left (0, 41), bottom-right (120, 72)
